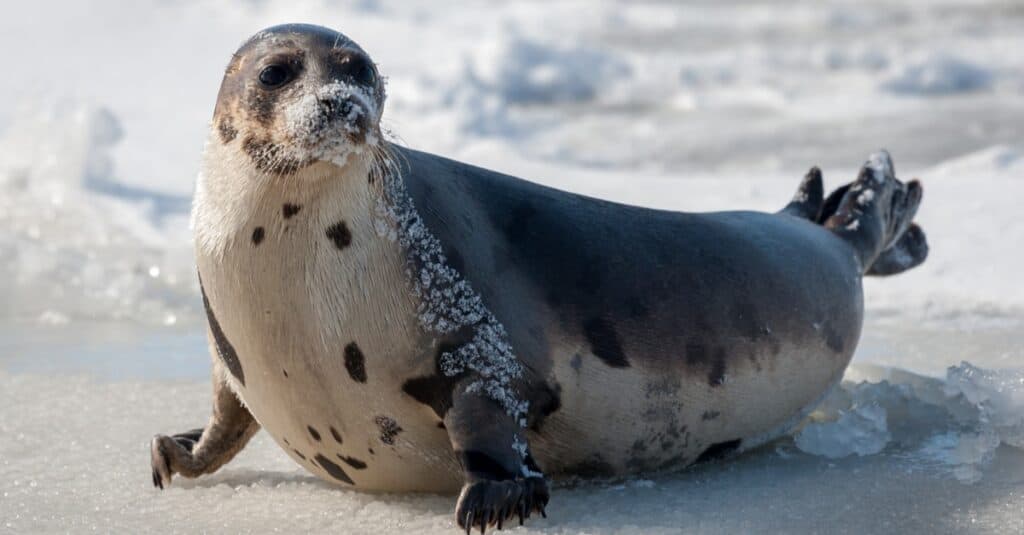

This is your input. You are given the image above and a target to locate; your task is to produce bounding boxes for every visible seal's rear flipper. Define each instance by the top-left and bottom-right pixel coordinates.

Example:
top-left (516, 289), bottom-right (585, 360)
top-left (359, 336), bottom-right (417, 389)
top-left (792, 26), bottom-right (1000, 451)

top-left (781, 167), bottom-right (824, 221)
top-left (866, 223), bottom-right (928, 276)
top-left (823, 150), bottom-right (925, 274)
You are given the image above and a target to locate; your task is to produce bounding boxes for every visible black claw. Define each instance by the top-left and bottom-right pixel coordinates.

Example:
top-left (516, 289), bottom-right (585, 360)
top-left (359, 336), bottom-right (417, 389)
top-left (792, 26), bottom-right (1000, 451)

top-left (540, 505), bottom-right (547, 519)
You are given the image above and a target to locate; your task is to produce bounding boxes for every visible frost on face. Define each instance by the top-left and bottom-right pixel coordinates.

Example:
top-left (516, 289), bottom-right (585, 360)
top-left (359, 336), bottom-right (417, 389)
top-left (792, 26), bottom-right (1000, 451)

top-left (283, 81), bottom-right (379, 166)
top-left (374, 159), bottom-right (528, 424)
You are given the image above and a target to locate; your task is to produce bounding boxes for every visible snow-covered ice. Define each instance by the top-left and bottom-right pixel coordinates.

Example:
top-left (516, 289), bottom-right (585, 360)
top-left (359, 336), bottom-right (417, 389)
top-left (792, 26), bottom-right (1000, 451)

top-left (1, 0), bottom-right (1023, 533)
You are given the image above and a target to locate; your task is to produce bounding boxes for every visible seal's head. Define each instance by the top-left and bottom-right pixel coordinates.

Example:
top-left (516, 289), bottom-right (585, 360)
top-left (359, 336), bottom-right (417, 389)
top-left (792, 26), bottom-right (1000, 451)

top-left (213, 24), bottom-right (385, 175)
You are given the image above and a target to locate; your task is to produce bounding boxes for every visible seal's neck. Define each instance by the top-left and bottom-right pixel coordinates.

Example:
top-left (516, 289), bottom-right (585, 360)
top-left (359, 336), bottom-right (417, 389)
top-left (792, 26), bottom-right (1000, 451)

top-left (192, 136), bottom-right (382, 258)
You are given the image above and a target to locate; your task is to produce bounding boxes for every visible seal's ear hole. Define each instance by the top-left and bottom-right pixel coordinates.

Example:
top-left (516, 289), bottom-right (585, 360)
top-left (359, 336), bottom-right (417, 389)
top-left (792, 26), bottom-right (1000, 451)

top-left (259, 64), bottom-right (294, 88)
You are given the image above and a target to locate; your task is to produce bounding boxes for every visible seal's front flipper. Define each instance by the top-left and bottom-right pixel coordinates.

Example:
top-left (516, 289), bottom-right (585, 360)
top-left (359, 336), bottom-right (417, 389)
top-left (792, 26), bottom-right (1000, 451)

top-left (781, 166), bottom-right (824, 221)
top-left (824, 150), bottom-right (925, 274)
top-left (446, 383), bottom-right (548, 533)
top-left (150, 359), bottom-right (259, 489)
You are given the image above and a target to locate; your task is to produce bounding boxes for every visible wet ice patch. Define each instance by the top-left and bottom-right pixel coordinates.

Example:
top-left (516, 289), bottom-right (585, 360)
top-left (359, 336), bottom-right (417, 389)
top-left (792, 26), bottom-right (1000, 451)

top-left (794, 363), bottom-right (1024, 482)
top-left (945, 363), bottom-right (1024, 449)
top-left (795, 402), bottom-right (890, 458)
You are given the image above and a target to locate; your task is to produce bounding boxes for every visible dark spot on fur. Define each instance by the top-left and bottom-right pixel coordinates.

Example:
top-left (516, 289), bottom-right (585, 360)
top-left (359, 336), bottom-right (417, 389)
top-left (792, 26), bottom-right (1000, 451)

top-left (368, 448), bottom-right (375, 455)
top-left (401, 329), bottom-right (473, 419)
top-left (242, 136), bottom-right (305, 175)
top-left (308, 426), bottom-right (321, 442)
top-left (283, 437), bottom-right (290, 445)
top-left (708, 348), bottom-right (727, 387)
top-left (823, 322), bottom-right (845, 353)
top-left (457, 450), bottom-right (516, 481)
top-left (330, 427), bottom-right (343, 444)
top-left (199, 277), bottom-right (245, 386)
top-left (696, 439), bottom-right (742, 463)
top-left (283, 203), bottom-right (301, 218)
top-left (326, 221), bottom-right (352, 250)
top-left (292, 449), bottom-right (306, 460)
top-left (402, 374), bottom-right (456, 420)
top-left (252, 226), bottom-right (265, 246)
top-left (314, 453), bottom-right (354, 484)
top-left (583, 317), bottom-right (629, 368)
top-left (217, 117), bottom-right (237, 143)
top-left (282, 368), bottom-right (288, 378)
top-left (337, 455), bottom-right (367, 470)
top-left (343, 342), bottom-right (367, 383)
top-left (374, 416), bottom-right (403, 445)
top-left (702, 410), bottom-right (720, 421)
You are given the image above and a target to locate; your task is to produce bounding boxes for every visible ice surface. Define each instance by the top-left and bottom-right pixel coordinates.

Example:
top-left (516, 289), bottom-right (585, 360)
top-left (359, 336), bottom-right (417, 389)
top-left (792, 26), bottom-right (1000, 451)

top-left (1, 0), bottom-right (1024, 532)
top-left (3, 363), bottom-right (1024, 534)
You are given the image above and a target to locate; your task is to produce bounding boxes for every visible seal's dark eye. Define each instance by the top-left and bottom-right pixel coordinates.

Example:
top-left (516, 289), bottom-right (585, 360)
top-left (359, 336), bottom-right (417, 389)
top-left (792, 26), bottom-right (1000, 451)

top-left (259, 65), bottom-right (292, 88)
top-left (342, 56), bottom-right (375, 86)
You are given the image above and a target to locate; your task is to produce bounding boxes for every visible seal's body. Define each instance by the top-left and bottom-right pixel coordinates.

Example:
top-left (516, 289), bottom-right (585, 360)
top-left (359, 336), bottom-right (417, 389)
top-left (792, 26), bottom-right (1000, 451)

top-left (152, 24), bottom-right (927, 532)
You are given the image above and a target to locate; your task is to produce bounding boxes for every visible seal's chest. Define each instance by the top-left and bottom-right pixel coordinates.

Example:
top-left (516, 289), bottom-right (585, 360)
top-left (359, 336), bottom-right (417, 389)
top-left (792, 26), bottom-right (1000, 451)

top-left (212, 191), bottom-right (423, 378)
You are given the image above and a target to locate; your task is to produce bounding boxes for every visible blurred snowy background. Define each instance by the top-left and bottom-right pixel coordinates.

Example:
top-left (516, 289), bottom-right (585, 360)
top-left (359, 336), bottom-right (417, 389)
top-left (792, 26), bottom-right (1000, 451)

top-left (1, 0), bottom-right (1023, 533)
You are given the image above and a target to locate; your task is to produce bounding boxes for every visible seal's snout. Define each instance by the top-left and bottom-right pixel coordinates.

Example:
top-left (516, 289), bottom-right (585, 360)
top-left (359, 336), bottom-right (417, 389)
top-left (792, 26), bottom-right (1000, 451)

top-left (280, 80), bottom-right (379, 164)
top-left (316, 91), bottom-right (368, 131)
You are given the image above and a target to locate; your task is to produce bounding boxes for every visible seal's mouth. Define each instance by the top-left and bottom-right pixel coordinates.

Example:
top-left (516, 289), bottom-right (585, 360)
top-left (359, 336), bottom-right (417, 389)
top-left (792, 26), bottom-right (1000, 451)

top-left (283, 81), bottom-right (380, 165)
